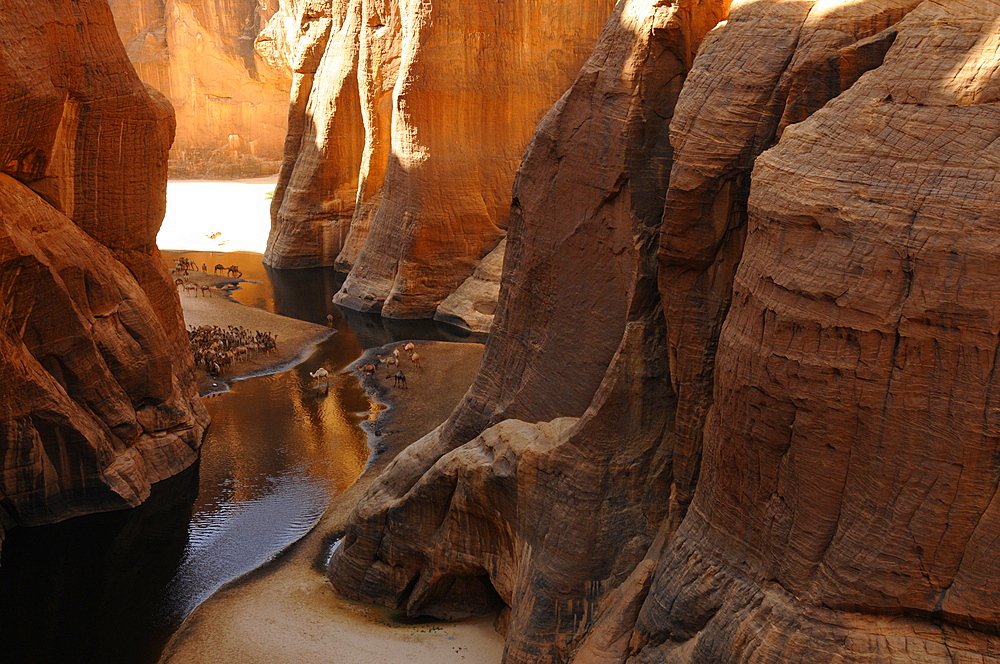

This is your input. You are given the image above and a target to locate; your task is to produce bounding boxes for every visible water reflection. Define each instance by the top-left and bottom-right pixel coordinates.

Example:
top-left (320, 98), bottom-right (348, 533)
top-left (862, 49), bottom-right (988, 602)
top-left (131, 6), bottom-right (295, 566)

top-left (0, 468), bottom-right (199, 664)
top-left (1, 254), bottom-right (472, 664)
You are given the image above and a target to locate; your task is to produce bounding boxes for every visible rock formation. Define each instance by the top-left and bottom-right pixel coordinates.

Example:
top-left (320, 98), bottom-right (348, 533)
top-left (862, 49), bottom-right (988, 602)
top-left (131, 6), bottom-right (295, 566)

top-left (630, 2), bottom-right (1000, 661)
top-left (0, 0), bottom-right (208, 552)
top-left (328, 0), bottom-right (728, 661)
top-left (264, 0), bottom-right (621, 322)
top-left (328, 0), bottom-right (1000, 662)
top-left (107, 0), bottom-right (294, 177)
top-left (433, 239), bottom-right (505, 334)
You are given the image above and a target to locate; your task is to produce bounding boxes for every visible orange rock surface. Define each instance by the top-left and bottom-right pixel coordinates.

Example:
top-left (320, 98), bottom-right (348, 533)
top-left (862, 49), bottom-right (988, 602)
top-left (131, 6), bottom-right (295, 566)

top-left (0, 0), bottom-right (207, 549)
top-left (265, 0), bottom-right (620, 320)
top-left (327, 0), bottom-right (1000, 662)
top-left (327, 3), bottom-right (728, 663)
top-left (108, 0), bottom-right (294, 177)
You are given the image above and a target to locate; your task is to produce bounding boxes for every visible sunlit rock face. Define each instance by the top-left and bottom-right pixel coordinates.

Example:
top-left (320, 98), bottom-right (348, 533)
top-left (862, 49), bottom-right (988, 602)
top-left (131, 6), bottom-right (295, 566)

top-left (263, 0), bottom-right (620, 320)
top-left (108, 0), bottom-right (294, 178)
top-left (0, 0), bottom-right (208, 551)
top-left (329, 0), bottom-right (1000, 662)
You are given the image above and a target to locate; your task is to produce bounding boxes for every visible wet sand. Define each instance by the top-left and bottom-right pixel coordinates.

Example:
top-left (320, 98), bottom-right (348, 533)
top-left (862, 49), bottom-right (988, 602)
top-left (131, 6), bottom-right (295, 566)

top-left (158, 340), bottom-right (498, 664)
top-left (176, 270), bottom-right (334, 394)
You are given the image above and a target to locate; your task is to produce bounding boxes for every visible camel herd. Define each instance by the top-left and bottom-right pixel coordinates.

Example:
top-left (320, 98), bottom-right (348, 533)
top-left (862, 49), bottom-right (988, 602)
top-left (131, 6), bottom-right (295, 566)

top-left (188, 324), bottom-right (277, 376)
top-left (170, 257), bottom-right (243, 297)
top-left (358, 342), bottom-right (422, 389)
top-left (308, 342), bottom-right (423, 393)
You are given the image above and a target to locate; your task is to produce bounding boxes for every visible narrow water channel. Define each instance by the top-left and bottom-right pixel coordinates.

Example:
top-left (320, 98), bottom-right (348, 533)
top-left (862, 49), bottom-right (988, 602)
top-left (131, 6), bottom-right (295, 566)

top-left (0, 252), bottom-right (473, 664)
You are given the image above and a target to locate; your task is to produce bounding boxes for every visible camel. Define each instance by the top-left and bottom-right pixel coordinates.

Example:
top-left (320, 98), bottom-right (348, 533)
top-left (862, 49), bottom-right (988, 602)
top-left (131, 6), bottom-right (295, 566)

top-left (183, 282), bottom-right (199, 296)
top-left (214, 264), bottom-right (226, 275)
top-left (390, 370), bottom-right (407, 389)
top-left (309, 367), bottom-right (329, 380)
top-left (200, 285), bottom-right (213, 297)
top-left (409, 352), bottom-right (421, 367)
top-left (403, 342), bottom-right (415, 352)
top-left (227, 265), bottom-right (242, 278)
top-left (360, 363), bottom-right (377, 375)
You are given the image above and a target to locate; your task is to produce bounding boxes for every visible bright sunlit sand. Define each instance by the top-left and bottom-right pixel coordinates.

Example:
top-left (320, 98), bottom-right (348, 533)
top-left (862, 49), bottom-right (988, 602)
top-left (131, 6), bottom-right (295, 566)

top-left (158, 175), bottom-right (277, 253)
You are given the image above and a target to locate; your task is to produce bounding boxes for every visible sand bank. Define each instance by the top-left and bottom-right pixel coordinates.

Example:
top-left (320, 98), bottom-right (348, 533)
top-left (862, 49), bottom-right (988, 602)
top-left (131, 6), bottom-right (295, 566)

top-left (176, 269), bottom-right (333, 394)
top-left (158, 340), bottom-right (496, 664)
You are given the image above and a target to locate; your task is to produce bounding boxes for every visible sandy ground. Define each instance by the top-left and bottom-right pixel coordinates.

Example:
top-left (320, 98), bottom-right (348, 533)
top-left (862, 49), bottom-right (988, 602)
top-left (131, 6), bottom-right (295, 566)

top-left (158, 176), bottom-right (277, 254)
top-left (177, 269), bottom-right (333, 394)
top-left (158, 341), bottom-right (497, 664)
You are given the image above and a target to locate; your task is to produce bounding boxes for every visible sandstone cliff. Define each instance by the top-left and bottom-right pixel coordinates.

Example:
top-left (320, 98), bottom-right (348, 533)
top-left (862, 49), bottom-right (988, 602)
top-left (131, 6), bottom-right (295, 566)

top-left (0, 0), bottom-right (207, 550)
top-left (328, 0), bottom-right (1000, 662)
top-left (264, 0), bottom-right (621, 322)
top-left (108, 0), bottom-right (293, 177)
top-left (327, 1), bottom-right (728, 661)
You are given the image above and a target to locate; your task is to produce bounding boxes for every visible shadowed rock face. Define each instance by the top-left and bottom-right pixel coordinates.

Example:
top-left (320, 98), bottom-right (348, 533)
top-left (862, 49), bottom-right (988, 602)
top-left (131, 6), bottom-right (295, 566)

top-left (631, 2), bottom-right (1000, 661)
top-left (329, 0), bottom-right (1000, 662)
top-left (327, 2), bottom-right (728, 662)
top-left (264, 0), bottom-right (620, 319)
top-left (107, 0), bottom-right (294, 177)
top-left (0, 0), bottom-right (208, 551)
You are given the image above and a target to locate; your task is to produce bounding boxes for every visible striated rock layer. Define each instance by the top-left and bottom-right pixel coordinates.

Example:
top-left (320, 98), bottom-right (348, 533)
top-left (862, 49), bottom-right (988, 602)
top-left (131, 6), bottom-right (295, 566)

top-left (108, 0), bottom-right (294, 177)
top-left (0, 0), bottom-right (208, 551)
top-left (264, 0), bottom-right (621, 321)
top-left (327, 1), bottom-right (728, 662)
top-left (329, 0), bottom-right (1000, 662)
top-left (631, 2), bottom-right (1000, 661)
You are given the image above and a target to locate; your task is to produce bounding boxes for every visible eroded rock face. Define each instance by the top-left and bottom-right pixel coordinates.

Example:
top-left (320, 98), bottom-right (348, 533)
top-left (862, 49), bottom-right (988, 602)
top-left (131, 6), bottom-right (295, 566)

top-left (329, 0), bottom-right (1000, 662)
top-left (0, 0), bottom-right (207, 550)
top-left (657, 0), bottom-right (921, 530)
top-left (433, 238), bottom-right (505, 334)
top-left (328, 2), bottom-right (728, 662)
top-left (631, 2), bottom-right (1000, 661)
top-left (265, 0), bottom-right (620, 320)
top-left (108, 0), bottom-right (294, 177)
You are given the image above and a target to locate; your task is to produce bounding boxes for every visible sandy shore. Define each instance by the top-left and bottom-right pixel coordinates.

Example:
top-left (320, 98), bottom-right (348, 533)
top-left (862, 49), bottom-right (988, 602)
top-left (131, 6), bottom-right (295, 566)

top-left (158, 340), bottom-right (497, 664)
top-left (176, 270), bottom-right (333, 394)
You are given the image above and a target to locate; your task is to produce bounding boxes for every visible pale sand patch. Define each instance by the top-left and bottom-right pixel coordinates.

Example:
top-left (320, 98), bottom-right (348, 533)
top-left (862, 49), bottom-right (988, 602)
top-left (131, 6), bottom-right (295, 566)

top-left (158, 341), bottom-right (500, 664)
top-left (158, 176), bottom-right (277, 254)
top-left (176, 270), bottom-right (332, 394)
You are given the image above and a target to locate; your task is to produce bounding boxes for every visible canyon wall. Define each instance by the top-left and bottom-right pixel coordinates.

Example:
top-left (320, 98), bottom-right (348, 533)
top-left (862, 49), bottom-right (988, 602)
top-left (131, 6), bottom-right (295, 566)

top-left (328, 1), bottom-right (728, 661)
top-left (108, 0), bottom-right (294, 177)
top-left (264, 0), bottom-right (621, 322)
top-left (0, 0), bottom-right (208, 551)
top-left (328, 0), bottom-right (1000, 663)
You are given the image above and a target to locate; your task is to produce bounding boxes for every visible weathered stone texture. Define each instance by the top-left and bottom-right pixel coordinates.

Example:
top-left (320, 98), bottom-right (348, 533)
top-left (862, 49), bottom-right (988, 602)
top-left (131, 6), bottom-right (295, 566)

top-left (632, 3), bottom-right (1000, 661)
top-left (265, 0), bottom-right (621, 321)
top-left (0, 0), bottom-right (207, 549)
top-left (658, 0), bottom-right (921, 530)
top-left (108, 0), bottom-right (294, 177)
top-left (329, 0), bottom-right (1000, 663)
top-left (433, 238), bottom-right (505, 334)
top-left (328, 2), bottom-right (728, 663)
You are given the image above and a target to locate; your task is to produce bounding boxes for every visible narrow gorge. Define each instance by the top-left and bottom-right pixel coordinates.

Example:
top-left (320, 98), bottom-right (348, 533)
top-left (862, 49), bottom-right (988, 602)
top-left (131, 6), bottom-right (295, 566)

top-left (2, 0), bottom-right (1000, 663)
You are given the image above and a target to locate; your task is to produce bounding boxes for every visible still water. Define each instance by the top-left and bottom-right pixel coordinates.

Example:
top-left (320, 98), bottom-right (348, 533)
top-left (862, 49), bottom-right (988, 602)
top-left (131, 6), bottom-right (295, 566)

top-left (0, 252), bottom-right (473, 664)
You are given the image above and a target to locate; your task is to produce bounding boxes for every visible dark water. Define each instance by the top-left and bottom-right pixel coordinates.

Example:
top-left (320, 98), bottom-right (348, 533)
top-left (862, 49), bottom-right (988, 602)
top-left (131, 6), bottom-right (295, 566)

top-left (0, 252), bottom-right (476, 664)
